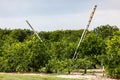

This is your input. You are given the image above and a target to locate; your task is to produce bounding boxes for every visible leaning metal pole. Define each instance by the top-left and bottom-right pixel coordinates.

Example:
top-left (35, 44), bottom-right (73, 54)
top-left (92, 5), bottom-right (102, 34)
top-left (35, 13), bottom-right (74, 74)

top-left (26, 20), bottom-right (43, 42)
top-left (73, 5), bottom-right (97, 59)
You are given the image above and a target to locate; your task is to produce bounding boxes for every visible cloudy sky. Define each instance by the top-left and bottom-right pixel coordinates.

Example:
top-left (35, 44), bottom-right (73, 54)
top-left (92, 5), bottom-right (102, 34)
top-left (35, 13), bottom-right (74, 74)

top-left (0, 0), bottom-right (120, 31)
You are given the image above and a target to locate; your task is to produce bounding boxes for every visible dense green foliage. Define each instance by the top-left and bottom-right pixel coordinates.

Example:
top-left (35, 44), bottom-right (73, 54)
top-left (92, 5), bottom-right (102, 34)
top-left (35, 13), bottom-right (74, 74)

top-left (93, 25), bottom-right (119, 39)
top-left (103, 32), bottom-right (120, 78)
top-left (0, 25), bottom-right (120, 78)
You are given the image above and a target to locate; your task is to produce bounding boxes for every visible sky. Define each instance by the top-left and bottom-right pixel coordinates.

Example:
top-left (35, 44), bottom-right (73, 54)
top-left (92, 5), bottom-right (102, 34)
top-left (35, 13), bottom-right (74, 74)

top-left (0, 0), bottom-right (120, 31)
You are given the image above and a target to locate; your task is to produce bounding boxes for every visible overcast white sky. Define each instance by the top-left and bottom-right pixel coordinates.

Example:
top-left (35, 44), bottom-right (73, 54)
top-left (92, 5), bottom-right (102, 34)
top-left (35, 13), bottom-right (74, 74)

top-left (0, 0), bottom-right (120, 31)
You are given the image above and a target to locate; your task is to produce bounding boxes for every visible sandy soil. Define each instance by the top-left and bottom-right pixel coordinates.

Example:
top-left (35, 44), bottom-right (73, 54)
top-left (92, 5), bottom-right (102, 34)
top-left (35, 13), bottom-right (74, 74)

top-left (57, 74), bottom-right (116, 80)
top-left (57, 69), bottom-right (116, 80)
top-left (0, 71), bottom-right (117, 80)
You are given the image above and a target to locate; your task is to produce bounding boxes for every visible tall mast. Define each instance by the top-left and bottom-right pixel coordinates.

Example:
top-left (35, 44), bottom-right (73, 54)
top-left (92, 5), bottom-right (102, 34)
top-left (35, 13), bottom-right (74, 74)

top-left (73, 5), bottom-right (97, 59)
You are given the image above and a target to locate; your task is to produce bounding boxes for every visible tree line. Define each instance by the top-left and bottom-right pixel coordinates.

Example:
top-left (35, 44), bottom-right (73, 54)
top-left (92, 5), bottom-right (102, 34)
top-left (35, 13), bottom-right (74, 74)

top-left (0, 25), bottom-right (120, 78)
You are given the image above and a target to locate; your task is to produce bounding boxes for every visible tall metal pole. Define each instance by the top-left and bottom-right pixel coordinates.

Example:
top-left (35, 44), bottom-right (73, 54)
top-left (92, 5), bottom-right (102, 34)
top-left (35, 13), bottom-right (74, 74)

top-left (73, 5), bottom-right (97, 59)
top-left (26, 20), bottom-right (43, 42)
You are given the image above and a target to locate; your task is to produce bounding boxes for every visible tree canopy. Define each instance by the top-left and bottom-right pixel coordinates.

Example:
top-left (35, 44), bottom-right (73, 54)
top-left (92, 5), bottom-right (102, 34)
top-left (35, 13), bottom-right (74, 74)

top-left (0, 25), bottom-right (120, 78)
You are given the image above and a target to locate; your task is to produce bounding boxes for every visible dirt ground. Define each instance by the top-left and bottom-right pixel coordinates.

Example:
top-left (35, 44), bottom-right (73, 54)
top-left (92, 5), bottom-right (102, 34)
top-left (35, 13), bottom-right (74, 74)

top-left (0, 69), bottom-right (117, 80)
top-left (57, 69), bottom-right (117, 80)
top-left (57, 74), bottom-right (116, 80)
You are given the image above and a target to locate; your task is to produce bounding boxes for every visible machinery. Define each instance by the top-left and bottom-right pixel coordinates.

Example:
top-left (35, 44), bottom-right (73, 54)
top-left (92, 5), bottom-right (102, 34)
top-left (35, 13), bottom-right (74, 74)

top-left (73, 5), bottom-right (97, 59)
top-left (26, 20), bottom-right (43, 42)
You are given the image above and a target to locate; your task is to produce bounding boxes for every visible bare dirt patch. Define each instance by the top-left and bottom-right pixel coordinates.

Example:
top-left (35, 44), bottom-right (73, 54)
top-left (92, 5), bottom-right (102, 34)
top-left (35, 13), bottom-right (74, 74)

top-left (57, 69), bottom-right (116, 80)
top-left (57, 74), bottom-right (115, 80)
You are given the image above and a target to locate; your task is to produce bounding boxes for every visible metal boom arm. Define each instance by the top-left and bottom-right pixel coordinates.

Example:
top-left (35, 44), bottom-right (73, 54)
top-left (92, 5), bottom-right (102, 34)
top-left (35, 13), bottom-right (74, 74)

top-left (73, 5), bottom-right (97, 59)
top-left (26, 20), bottom-right (43, 42)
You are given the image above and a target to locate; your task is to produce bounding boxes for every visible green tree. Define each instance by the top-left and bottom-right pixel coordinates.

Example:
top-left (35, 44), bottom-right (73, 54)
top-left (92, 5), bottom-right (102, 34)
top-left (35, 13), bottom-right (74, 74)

top-left (79, 32), bottom-right (104, 64)
top-left (104, 33), bottom-right (120, 78)
top-left (64, 59), bottom-right (75, 74)
top-left (0, 41), bottom-right (30, 72)
top-left (25, 36), bottom-right (50, 72)
top-left (93, 25), bottom-right (119, 39)
top-left (10, 29), bottom-right (33, 42)
top-left (76, 57), bottom-right (92, 74)
top-left (45, 59), bottom-right (63, 73)
top-left (76, 32), bottom-right (104, 74)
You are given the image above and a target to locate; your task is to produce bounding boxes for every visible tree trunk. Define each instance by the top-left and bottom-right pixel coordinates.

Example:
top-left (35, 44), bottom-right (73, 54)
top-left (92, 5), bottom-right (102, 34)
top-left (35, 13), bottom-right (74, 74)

top-left (68, 71), bottom-right (71, 74)
top-left (84, 67), bottom-right (87, 74)
top-left (93, 64), bottom-right (96, 69)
